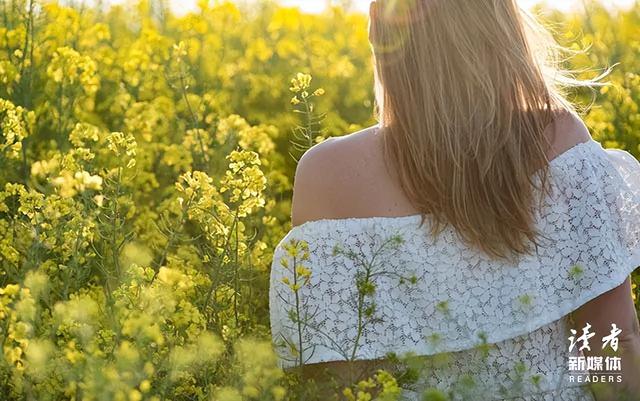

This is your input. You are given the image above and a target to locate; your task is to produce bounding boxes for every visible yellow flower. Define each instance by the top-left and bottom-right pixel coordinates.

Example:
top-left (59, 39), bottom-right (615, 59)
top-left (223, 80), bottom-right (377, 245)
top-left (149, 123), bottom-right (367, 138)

top-left (69, 123), bottom-right (101, 147)
top-left (295, 265), bottom-right (311, 279)
top-left (139, 380), bottom-right (151, 393)
top-left (172, 41), bottom-right (188, 59)
top-left (106, 131), bottom-right (137, 169)
top-left (74, 171), bottom-right (103, 191)
top-left (219, 150), bottom-right (267, 217)
top-left (289, 72), bottom-right (312, 93)
top-left (93, 195), bottom-right (104, 207)
top-left (0, 98), bottom-right (32, 160)
top-left (46, 47), bottom-right (99, 95)
top-left (31, 159), bottom-right (60, 178)
top-left (128, 390), bottom-right (142, 401)
top-left (0, 284), bottom-right (20, 296)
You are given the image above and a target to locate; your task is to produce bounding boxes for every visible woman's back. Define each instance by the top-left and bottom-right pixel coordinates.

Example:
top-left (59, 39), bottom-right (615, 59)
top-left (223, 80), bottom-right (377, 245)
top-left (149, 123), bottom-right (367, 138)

top-left (269, 114), bottom-right (640, 399)
top-left (290, 112), bottom-right (589, 227)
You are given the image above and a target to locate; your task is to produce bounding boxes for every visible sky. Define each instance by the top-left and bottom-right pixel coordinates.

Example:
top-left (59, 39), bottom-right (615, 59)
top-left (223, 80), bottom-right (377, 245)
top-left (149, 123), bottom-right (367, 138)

top-left (161, 0), bottom-right (637, 15)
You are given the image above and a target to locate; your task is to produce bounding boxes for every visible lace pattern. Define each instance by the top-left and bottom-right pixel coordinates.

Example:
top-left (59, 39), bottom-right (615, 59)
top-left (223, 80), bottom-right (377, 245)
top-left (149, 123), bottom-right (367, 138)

top-left (269, 140), bottom-right (640, 398)
top-left (398, 317), bottom-right (595, 400)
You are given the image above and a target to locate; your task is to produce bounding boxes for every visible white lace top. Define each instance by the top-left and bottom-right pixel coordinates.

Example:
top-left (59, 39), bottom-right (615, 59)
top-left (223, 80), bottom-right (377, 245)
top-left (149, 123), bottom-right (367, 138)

top-left (269, 139), bottom-right (640, 400)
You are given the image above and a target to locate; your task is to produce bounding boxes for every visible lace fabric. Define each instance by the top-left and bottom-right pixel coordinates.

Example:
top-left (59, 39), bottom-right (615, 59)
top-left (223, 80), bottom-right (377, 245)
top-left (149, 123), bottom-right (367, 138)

top-left (269, 140), bottom-right (640, 399)
top-left (397, 317), bottom-right (595, 400)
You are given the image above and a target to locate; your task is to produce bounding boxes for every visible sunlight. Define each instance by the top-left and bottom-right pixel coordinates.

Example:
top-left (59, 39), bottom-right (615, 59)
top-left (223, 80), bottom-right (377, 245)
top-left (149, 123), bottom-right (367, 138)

top-left (120, 0), bottom-right (639, 15)
top-left (277, 0), bottom-right (638, 13)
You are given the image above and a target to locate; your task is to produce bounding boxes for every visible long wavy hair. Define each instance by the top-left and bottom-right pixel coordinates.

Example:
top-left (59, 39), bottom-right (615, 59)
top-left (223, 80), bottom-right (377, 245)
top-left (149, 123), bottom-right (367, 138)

top-left (370, 0), bottom-right (603, 262)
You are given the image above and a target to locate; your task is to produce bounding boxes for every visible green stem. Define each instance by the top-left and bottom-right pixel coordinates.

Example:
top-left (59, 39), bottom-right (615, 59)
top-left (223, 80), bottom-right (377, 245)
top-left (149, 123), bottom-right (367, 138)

top-left (350, 267), bottom-right (371, 362)
top-left (233, 209), bottom-right (240, 328)
top-left (292, 253), bottom-right (305, 367)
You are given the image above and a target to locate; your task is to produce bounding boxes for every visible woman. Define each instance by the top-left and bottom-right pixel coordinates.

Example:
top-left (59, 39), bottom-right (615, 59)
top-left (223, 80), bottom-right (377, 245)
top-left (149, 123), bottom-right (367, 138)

top-left (270, 1), bottom-right (640, 400)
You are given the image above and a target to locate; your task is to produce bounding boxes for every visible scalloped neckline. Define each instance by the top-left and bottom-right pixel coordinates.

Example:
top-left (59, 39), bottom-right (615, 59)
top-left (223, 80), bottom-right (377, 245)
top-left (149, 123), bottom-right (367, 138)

top-left (289, 139), bottom-right (601, 233)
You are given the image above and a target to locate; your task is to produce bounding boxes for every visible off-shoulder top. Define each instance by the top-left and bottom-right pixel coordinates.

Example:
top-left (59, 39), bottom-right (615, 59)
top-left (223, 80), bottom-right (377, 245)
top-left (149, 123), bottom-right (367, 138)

top-left (269, 139), bottom-right (640, 400)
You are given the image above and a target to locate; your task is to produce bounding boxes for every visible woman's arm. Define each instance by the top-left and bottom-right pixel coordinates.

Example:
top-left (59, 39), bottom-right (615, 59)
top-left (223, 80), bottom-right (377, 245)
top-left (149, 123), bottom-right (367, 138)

top-left (570, 277), bottom-right (640, 400)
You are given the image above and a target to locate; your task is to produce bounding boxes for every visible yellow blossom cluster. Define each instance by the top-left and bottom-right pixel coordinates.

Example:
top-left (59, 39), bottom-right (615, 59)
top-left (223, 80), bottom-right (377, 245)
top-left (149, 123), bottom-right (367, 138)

top-left (106, 131), bottom-right (138, 169)
top-left (0, 99), bottom-right (34, 160)
top-left (342, 370), bottom-right (402, 401)
top-left (46, 46), bottom-right (99, 95)
top-left (51, 170), bottom-right (103, 198)
top-left (219, 150), bottom-right (267, 217)
top-left (289, 72), bottom-right (325, 105)
top-left (279, 239), bottom-right (311, 293)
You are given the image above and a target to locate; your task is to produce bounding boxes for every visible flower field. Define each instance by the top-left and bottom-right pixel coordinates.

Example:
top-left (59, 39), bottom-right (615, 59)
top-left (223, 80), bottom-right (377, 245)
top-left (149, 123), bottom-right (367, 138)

top-left (0, 1), bottom-right (639, 400)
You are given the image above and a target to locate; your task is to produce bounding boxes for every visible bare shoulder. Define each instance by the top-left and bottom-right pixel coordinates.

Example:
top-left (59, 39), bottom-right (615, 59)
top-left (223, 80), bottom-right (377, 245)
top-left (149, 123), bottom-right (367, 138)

top-left (290, 126), bottom-right (381, 227)
top-left (545, 109), bottom-right (592, 160)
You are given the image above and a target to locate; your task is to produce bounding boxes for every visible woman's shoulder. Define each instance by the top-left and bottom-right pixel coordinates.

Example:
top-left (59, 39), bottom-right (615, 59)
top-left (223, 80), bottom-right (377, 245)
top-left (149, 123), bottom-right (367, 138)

top-left (545, 109), bottom-right (592, 161)
top-left (290, 125), bottom-right (386, 226)
top-left (293, 125), bottom-right (381, 175)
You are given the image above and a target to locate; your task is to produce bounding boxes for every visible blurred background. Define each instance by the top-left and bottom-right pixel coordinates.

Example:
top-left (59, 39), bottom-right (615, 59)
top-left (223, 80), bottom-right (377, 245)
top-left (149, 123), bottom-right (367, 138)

top-left (0, 0), bottom-right (639, 400)
top-left (80, 0), bottom-right (640, 14)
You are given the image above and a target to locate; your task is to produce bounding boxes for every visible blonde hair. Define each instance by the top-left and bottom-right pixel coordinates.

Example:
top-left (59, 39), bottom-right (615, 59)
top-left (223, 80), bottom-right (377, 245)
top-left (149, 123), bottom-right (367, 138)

top-left (371, 0), bottom-right (603, 262)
